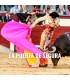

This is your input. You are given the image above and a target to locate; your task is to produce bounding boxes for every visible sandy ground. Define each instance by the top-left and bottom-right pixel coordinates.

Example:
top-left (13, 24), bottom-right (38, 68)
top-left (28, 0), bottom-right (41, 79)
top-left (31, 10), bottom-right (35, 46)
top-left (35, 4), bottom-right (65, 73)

top-left (0, 45), bottom-right (70, 75)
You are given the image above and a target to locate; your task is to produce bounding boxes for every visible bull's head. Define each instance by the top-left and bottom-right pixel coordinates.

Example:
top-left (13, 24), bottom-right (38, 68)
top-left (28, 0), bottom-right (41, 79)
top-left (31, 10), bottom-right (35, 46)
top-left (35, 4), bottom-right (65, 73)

top-left (48, 46), bottom-right (60, 66)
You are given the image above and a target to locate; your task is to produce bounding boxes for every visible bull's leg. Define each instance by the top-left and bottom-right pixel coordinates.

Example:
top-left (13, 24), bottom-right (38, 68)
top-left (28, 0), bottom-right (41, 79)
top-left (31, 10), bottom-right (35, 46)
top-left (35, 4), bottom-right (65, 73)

top-left (51, 58), bottom-right (60, 66)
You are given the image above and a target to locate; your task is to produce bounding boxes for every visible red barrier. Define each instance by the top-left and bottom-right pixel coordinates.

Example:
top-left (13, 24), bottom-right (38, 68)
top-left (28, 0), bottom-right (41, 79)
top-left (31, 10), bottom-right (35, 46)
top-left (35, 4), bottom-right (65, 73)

top-left (0, 22), bottom-right (70, 48)
top-left (31, 25), bottom-right (70, 45)
top-left (0, 22), bottom-right (10, 48)
top-left (50, 26), bottom-right (70, 45)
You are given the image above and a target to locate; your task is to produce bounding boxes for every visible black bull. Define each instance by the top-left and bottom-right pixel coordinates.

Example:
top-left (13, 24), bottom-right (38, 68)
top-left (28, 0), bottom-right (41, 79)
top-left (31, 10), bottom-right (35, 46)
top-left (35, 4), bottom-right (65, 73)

top-left (48, 32), bottom-right (70, 66)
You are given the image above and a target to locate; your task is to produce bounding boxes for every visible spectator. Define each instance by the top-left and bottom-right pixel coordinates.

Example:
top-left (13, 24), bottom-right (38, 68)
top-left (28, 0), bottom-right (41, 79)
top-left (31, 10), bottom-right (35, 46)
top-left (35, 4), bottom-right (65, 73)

top-left (20, 5), bottom-right (29, 13)
top-left (10, 5), bottom-right (20, 14)
top-left (7, 5), bottom-right (14, 11)
top-left (0, 5), bottom-right (7, 11)
top-left (67, 5), bottom-right (70, 16)
top-left (0, 16), bottom-right (3, 22)
top-left (57, 5), bottom-right (67, 15)
top-left (8, 5), bottom-right (14, 8)
top-left (3, 12), bottom-right (13, 22)
top-left (26, 15), bottom-right (32, 24)
top-left (31, 13), bottom-right (37, 22)
top-left (32, 6), bottom-right (42, 14)
top-left (56, 5), bottom-right (59, 11)
top-left (43, 5), bottom-right (53, 14)
top-left (32, 6), bottom-right (37, 13)
top-left (26, 13), bottom-right (37, 25)
top-left (36, 7), bottom-right (42, 14)
top-left (26, 5), bottom-right (33, 13)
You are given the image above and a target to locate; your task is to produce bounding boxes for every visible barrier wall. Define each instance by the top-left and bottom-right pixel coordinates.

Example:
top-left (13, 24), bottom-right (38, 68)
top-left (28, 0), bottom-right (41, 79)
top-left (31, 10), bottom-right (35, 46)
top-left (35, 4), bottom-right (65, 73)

top-left (31, 25), bottom-right (70, 45)
top-left (0, 13), bottom-right (19, 22)
top-left (59, 16), bottom-right (70, 26)
top-left (0, 22), bottom-right (10, 48)
top-left (0, 14), bottom-right (70, 48)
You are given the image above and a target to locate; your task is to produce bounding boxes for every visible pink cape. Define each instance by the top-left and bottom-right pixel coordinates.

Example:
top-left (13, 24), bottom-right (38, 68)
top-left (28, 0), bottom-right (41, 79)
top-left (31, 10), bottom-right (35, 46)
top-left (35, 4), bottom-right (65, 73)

top-left (1, 21), bottom-right (46, 58)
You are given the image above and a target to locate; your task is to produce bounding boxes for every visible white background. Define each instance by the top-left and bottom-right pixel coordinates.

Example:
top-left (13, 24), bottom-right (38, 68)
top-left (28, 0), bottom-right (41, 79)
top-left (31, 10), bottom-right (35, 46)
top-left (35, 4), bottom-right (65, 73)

top-left (0, 0), bottom-right (70, 80)
top-left (0, 0), bottom-right (70, 5)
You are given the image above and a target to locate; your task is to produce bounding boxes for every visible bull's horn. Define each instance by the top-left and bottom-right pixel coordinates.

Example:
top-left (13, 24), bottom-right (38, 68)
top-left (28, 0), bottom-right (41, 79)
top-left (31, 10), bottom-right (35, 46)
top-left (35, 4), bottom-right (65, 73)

top-left (48, 46), bottom-right (56, 53)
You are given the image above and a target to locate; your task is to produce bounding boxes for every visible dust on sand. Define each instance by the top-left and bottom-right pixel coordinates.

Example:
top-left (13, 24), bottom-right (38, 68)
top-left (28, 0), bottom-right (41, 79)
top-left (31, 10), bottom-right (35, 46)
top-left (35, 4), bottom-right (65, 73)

top-left (0, 45), bottom-right (70, 75)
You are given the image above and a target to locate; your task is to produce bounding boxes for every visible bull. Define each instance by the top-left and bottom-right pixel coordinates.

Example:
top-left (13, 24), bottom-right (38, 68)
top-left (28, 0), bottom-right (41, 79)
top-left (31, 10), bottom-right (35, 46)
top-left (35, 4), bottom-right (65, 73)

top-left (48, 32), bottom-right (70, 66)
